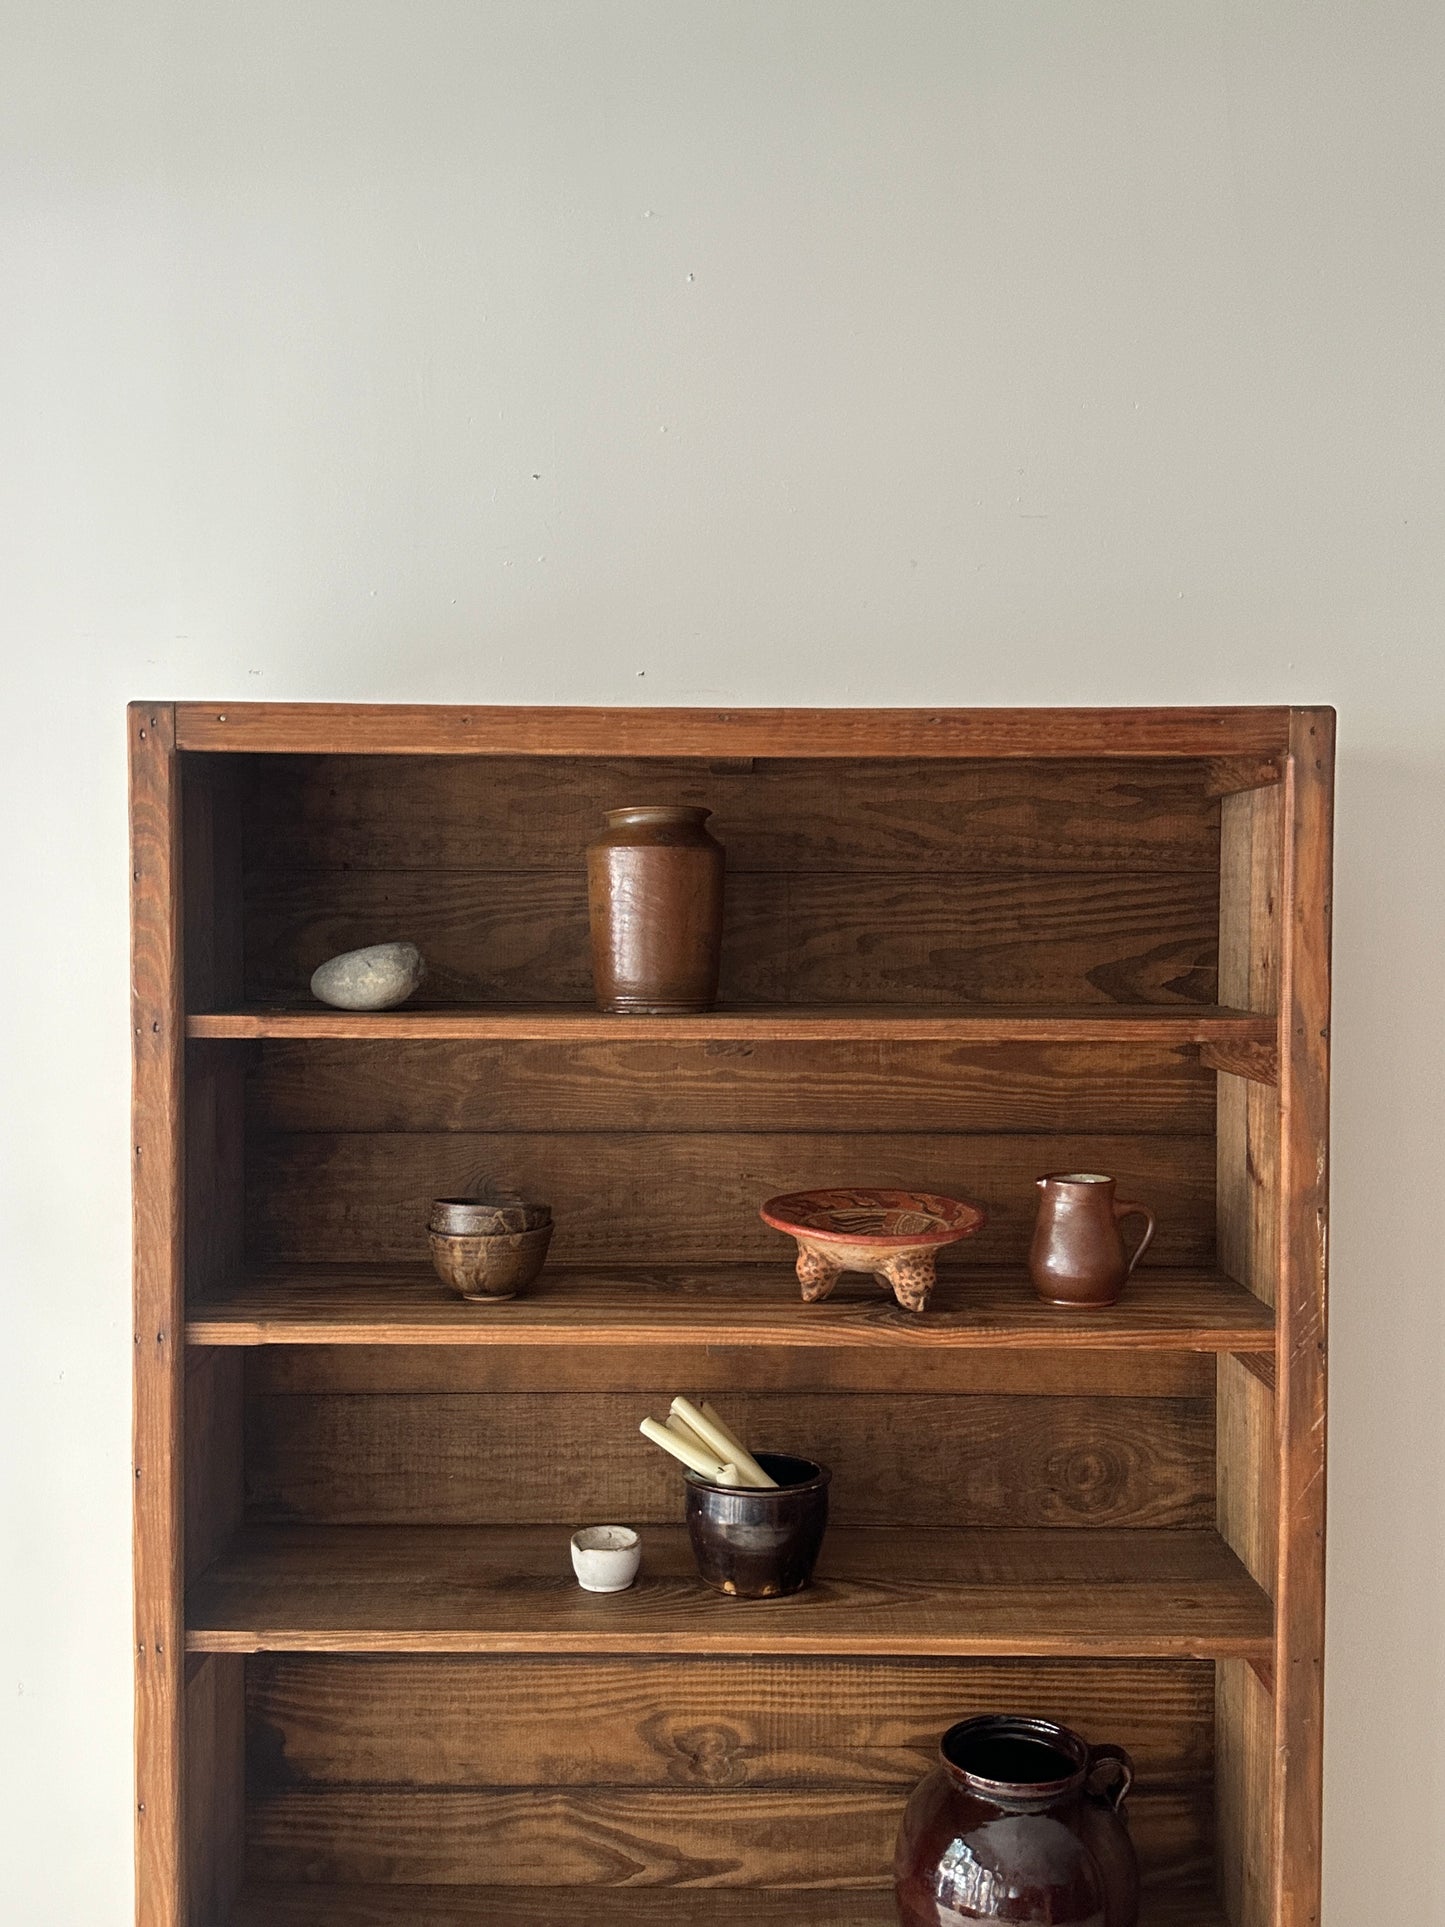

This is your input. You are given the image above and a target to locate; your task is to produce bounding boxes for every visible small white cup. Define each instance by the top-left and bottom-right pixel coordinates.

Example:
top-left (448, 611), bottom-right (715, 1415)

top-left (570, 1525), bottom-right (642, 1593)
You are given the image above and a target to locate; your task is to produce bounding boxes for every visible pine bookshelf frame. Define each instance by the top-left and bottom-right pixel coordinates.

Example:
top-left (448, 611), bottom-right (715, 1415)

top-left (131, 702), bottom-right (1332, 1927)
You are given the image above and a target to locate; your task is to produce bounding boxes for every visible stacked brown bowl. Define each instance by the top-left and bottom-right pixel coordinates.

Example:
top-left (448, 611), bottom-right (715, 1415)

top-left (428, 1196), bottom-right (553, 1302)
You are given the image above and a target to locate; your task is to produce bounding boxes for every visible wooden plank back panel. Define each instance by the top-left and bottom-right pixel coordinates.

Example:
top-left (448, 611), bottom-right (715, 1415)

top-left (246, 1653), bottom-right (1213, 1791)
top-left (240, 755), bottom-right (1221, 874)
top-left (242, 1783), bottom-right (1209, 1889)
top-left (248, 1341), bottom-right (1214, 1400)
top-left (242, 867), bottom-right (1220, 1006)
top-left (245, 1131), bottom-right (1215, 1268)
top-left (250, 1038), bottom-right (1216, 1137)
top-left (244, 1389), bottom-right (1214, 1530)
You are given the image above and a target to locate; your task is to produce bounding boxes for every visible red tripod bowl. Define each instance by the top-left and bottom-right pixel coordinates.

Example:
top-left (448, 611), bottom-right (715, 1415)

top-left (759, 1188), bottom-right (986, 1313)
top-left (760, 1187), bottom-right (985, 1246)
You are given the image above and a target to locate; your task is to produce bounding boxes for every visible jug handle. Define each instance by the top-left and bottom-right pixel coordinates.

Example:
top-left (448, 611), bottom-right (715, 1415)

top-left (1085, 1742), bottom-right (1134, 1811)
top-left (1113, 1200), bottom-right (1155, 1278)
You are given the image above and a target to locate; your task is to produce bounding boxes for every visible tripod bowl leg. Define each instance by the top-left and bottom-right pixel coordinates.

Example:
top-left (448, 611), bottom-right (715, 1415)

top-left (795, 1244), bottom-right (842, 1302)
top-left (880, 1250), bottom-right (938, 1313)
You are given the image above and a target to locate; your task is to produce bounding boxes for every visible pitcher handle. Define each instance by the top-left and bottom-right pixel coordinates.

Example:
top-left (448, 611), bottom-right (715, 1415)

top-left (1113, 1200), bottom-right (1155, 1277)
top-left (1085, 1742), bottom-right (1135, 1811)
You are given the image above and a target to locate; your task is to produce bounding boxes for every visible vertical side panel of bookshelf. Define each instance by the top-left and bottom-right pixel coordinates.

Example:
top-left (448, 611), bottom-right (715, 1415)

top-left (184, 1654), bottom-right (245, 1927)
top-left (131, 704), bottom-right (185, 1927)
top-left (1215, 775), bottom-right (1283, 1927)
top-left (1273, 711), bottom-right (1333, 1927)
top-left (181, 757), bottom-right (250, 1925)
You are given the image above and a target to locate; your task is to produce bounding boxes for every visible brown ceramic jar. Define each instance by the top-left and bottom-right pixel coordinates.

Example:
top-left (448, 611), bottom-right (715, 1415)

top-left (1028, 1173), bottom-right (1156, 1308)
top-left (684, 1452), bottom-right (830, 1597)
top-left (587, 805), bottom-right (725, 1014)
top-left (895, 1715), bottom-right (1139, 1927)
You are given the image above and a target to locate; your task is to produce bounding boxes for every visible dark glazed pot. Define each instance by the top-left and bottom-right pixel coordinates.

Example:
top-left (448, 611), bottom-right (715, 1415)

top-left (1028, 1173), bottom-right (1156, 1308)
top-left (685, 1452), bottom-right (830, 1597)
top-left (895, 1715), bottom-right (1139, 1927)
top-left (587, 805), bottom-right (725, 1014)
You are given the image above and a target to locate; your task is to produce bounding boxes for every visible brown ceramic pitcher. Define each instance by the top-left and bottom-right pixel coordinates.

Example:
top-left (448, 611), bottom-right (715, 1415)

top-left (587, 805), bottom-right (725, 1014)
top-left (1028, 1173), bottom-right (1155, 1308)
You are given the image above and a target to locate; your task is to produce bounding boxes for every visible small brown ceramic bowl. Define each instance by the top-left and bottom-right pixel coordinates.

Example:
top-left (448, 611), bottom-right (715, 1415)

top-left (684, 1452), bottom-right (831, 1598)
top-left (428, 1223), bottom-right (553, 1302)
top-left (429, 1197), bottom-right (552, 1236)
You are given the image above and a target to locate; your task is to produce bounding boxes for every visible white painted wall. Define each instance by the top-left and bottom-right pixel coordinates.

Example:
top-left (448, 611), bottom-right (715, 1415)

top-left (2, 3), bottom-right (1442, 1918)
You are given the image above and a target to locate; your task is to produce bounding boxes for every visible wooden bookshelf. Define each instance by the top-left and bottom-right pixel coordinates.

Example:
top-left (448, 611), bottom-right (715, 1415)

top-left (132, 703), bottom-right (1331, 1927)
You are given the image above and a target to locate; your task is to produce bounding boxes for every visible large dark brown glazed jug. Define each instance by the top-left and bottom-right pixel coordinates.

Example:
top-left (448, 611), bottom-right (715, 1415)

top-left (895, 1715), bottom-right (1139, 1927)
top-left (587, 805), bottom-right (725, 1014)
top-left (1027, 1173), bottom-right (1155, 1308)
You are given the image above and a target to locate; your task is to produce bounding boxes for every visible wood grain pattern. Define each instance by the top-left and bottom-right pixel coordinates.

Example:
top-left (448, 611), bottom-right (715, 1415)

top-left (143, 703), bottom-right (1329, 1926)
top-left (1216, 1354), bottom-right (1279, 1598)
top-left (183, 1043), bottom-right (246, 1301)
top-left (184, 1525), bottom-right (1273, 1658)
top-left (248, 1036), bottom-right (1216, 1136)
top-left (244, 1131), bottom-right (1215, 1268)
top-left (1218, 786), bottom-right (1281, 1020)
top-left (181, 756), bottom-right (244, 1011)
top-left (131, 701), bottom-right (186, 1927)
top-left (188, 1264), bottom-right (1273, 1353)
top-left (241, 866), bottom-right (1220, 1007)
top-left (241, 1783), bottom-right (1208, 1888)
top-left (246, 1336), bottom-right (1214, 1399)
top-left (1199, 1040), bottom-right (1277, 1086)
top-left (190, 1004), bottom-right (1273, 1043)
top-left (227, 1883), bottom-right (1230, 1926)
top-left (1272, 709), bottom-right (1333, 1927)
top-left (246, 1653), bottom-right (1213, 1789)
top-left (243, 1389), bottom-right (1214, 1530)
top-left (174, 701), bottom-right (1292, 759)
top-left (1217, 780), bottom-right (1283, 1331)
top-left (183, 1654), bottom-right (243, 1927)
top-left (183, 1349), bottom-right (244, 1585)
top-left (240, 755), bottom-right (1221, 874)
top-left (1217, 1078), bottom-right (1280, 1312)
top-left (1204, 755), bottom-right (1283, 798)
top-left (1232, 1350), bottom-right (1277, 1394)
top-left (1217, 1658), bottom-right (1275, 1927)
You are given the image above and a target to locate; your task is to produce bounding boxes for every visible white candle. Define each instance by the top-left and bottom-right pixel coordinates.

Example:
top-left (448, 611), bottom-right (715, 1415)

top-left (670, 1396), bottom-right (776, 1488)
top-left (639, 1416), bottom-right (726, 1481)
top-left (665, 1412), bottom-right (717, 1458)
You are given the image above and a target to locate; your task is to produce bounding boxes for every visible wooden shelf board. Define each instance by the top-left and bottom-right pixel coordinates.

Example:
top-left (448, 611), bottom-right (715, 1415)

top-left (186, 1002), bottom-right (1274, 1043)
top-left (174, 698), bottom-right (1291, 759)
top-left (185, 1524), bottom-right (1272, 1660)
top-left (227, 1881), bottom-right (1227, 1926)
top-left (187, 1265), bottom-right (1275, 1353)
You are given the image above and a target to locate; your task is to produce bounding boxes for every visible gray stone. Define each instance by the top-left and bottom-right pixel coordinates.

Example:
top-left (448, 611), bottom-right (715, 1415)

top-left (310, 942), bottom-right (426, 1011)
